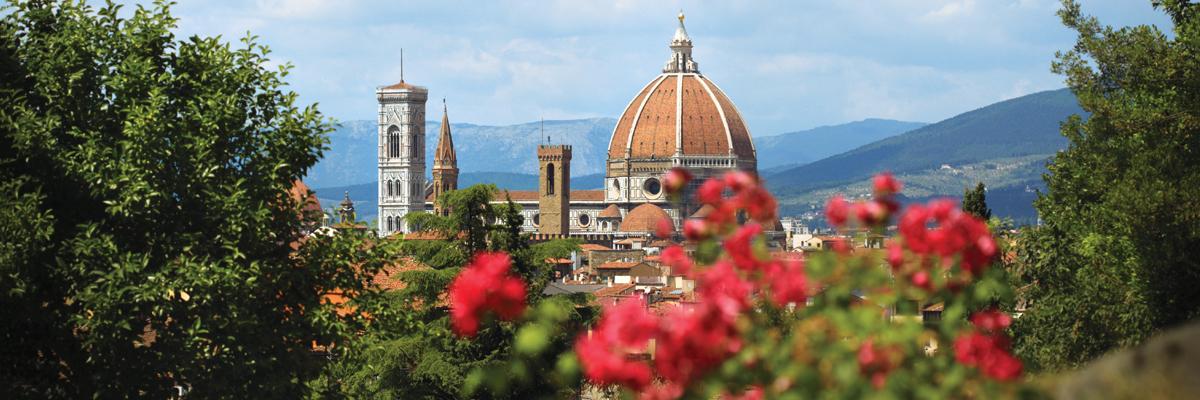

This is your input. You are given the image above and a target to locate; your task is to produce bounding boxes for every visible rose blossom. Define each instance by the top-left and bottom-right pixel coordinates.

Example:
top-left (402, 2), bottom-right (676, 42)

top-left (448, 252), bottom-right (527, 337)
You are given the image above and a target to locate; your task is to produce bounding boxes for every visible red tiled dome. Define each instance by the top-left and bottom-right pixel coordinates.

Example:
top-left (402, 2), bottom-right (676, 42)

top-left (619, 203), bottom-right (673, 233)
top-left (599, 204), bottom-right (622, 218)
top-left (609, 73), bottom-right (755, 161)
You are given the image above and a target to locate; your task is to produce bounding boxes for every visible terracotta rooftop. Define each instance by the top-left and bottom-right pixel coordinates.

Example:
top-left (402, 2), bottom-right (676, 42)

top-left (648, 239), bottom-right (674, 248)
top-left (608, 74), bottom-right (755, 161)
top-left (580, 243), bottom-right (611, 251)
top-left (493, 189), bottom-right (604, 202)
top-left (379, 80), bottom-right (424, 91)
top-left (599, 204), bottom-right (622, 218)
top-left (689, 204), bottom-right (714, 219)
top-left (596, 261), bottom-right (641, 270)
top-left (592, 283), bottom-right (637, 298)
top-left (620, 203), bottom-right (673, 233)
top-left (372, 258), bottom-right (432, 291)
top-left (288, 180), bottom-right (322, 215)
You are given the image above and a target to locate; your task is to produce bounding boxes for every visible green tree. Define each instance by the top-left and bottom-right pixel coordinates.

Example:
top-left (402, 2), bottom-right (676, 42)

top-left (309, 184), bottom-right (588, 399)
top-left (0, 1), bottom-right (383, 397)
top-left (1014, 0), bottom-right (1200, 372)
top-left (962, 182), bottom-right (992, 221)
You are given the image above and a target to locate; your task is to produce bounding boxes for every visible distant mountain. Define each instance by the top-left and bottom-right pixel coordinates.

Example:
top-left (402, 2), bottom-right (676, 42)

top-left (303, 118), bottom-right (617, 188)
top-left (755, 119), bottom-right (927, 170)
top-left (766, 88), bottom-right (1084, 223)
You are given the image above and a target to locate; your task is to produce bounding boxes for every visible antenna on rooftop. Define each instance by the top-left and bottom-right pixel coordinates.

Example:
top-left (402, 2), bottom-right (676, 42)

top-left (400, 48), bottom-right (405, 83)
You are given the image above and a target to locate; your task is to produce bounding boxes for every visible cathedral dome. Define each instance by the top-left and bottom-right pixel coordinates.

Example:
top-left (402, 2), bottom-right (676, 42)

top-left (607, 13), bottom-right (755, 162)
top-left (619, 203), bottom-right (673, 233)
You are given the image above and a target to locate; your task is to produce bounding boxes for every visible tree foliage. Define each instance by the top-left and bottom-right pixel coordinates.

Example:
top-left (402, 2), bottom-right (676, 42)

top-left (963, 182), bottom-right (992, 221)
top-left (308, 184), bottom-right (588, 399)
top-left (1014, 0), bottom-right (1200, 371)
top-left (0, 1), bottom-right (387, 397)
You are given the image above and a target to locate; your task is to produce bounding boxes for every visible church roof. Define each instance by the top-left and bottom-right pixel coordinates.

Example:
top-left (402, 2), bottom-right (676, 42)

top-left (619, 203), bottom-right (673, 233)
top-left (607, 13), bottom-right (755, 162)
top-left (433, 100), bottom-right (457, 169)
top-left (380, 81), bottom-right (420, 90)
top-left (690, 204), bottom-right (714, 219)
top-left (492, 190), bottom-right (605, 202)
top-left (598, 204), bottom-right (622, 218)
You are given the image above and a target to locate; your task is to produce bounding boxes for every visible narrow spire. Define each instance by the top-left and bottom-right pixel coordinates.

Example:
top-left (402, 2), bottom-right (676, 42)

top-left (433, 99), bottom-right (456, 168)
top-left (400, 48), bottom-right (404, 83)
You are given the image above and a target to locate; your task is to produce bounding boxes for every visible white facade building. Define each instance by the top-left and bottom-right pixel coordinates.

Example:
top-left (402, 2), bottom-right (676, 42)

top-left (377, 80), bottom-right (428, 236)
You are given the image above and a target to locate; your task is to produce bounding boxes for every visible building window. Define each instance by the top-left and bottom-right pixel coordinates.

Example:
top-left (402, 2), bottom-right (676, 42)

top-left (546, 164), bottom-right (555, 195)
top-left (387, 126), bottom-right (400, 158)
top-left (386, 216), bottom-right (394, 232)
top-left (532, 213), bottom-right (540, 226)
top-left (387, 180), bottom-right (393, 197)
top-left (643, 177), bottom-right (661, 196)
top-left (579, 213), bottom-right (591, 227)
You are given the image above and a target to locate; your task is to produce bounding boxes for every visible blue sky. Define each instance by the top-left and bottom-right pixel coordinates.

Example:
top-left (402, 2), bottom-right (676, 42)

top-left (170, 0), bottom-right (1171, 136)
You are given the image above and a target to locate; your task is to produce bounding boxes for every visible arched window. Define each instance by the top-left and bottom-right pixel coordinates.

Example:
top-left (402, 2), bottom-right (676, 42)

top-left (386, 180), bottom-right (393, 197)
top-left (546, 163), bottom-right (555, 195)
top-left (387, 126), bottom-right (401, 158)
top-left (386, 216), bottom-right (394, 232)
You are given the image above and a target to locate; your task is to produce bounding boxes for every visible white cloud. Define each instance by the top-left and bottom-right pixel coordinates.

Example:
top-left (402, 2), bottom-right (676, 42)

top-left (922, 0), bottom-right (977, 21)
top-left (254, 0), bottom-right (342, 20)
top-left (166, 0), bottom-right (1170, 134)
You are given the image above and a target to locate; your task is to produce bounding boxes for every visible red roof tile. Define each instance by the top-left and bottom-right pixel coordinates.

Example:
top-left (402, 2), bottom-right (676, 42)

top-left (492, 189), bottom-right (605, 202)
top-left (620, 203), bottom-right (672, 233)
top-left (580, 243), bottom-right (611, 251)
top-left (592, 283), bottom-right (636, 298)
top-left (596, 261), bottom-right (640, 270)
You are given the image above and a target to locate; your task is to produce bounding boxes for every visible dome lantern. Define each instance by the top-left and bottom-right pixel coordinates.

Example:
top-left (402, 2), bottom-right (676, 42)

top-left (664, 10), bottom-right (698, 74)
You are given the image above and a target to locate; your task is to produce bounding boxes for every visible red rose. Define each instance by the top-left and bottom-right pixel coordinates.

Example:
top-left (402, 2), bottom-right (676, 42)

top-left (873, 172), bottom-right (903, 196)
top-left (723, 223), bottom-right (763, 271)
top-left (683, 218), bottom-right (711, 241)
top-left (661, 245), bottom-right (694, 277)
top-left (697, 178), bottom-right (726, 205)
top-left (662, 167), bottom-right (693, 195)
top-left (766, 259), bottom-right (808, 307)
top-left (969, 308), bottom-right (1012, 332)
top-left (449, 252), bottom-right (527, 337)
top-left (886, 240), bottom-right (905, 271)
top-left (655, 217), bottom-right (674, 238)
top-left (911, 270), bottom-right (931, 290)
top-left (724, 170), bottom-right (758, 193)
top-left (825, 195), bottom-right (849, 228)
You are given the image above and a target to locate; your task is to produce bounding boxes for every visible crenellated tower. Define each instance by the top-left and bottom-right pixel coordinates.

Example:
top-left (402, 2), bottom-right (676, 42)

top-left (376, 72), bottom-right (428, 236)
top-left (537, 145), bottom-right (571, 235)
top-left (431, 100), bottom-right (458, 215)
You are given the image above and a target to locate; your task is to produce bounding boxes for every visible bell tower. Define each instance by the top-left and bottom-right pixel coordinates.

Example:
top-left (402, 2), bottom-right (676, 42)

top-left (431, 100), bottom-right (458, 215)
top-left (537, 144), bottom-right (571, 235)
top-left (376, 59), bottom-right (428, 236)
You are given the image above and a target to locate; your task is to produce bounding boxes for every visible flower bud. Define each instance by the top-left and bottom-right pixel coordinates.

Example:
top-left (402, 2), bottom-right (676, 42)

top-left (662, 167), bottom-right (693, 195)
top-left (873, 172), bottom-right (902, 196)
top-left (683, 218), bottom-right (711, 241)
top-left (825, 195), bottom-right (849, 228)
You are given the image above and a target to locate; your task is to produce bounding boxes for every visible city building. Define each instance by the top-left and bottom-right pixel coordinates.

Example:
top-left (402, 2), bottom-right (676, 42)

top-left (375, 12), bottom-right (770, 242)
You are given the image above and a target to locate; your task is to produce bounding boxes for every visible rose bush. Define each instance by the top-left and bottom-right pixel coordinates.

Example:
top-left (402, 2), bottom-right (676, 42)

top-left (450, 169), bottom-right (1031, 398)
